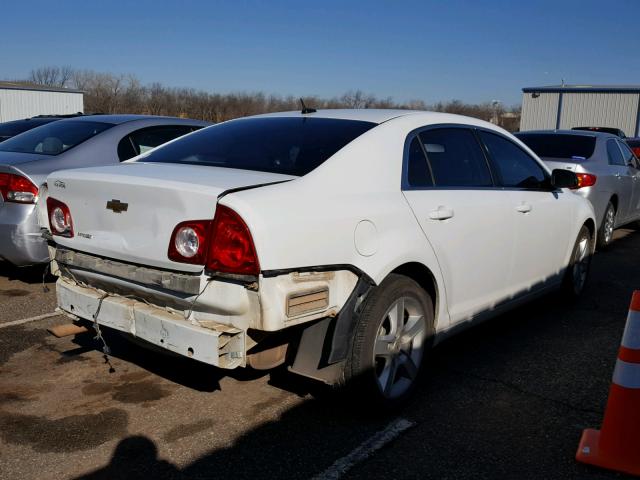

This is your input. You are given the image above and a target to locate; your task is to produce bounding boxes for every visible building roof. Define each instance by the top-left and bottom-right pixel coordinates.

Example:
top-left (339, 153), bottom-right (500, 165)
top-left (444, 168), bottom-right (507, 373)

top-left (523, 84), bottom-right (640, 94)
top-left (0, 81), bottom-right (84, 94)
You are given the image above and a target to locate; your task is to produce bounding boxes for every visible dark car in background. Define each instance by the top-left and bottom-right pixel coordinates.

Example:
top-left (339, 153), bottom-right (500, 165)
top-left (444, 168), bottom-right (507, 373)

top-left (0, 114), bottom-right (210, 266)
top-left (0, 114), bottom-right (83, 142)
top-left (627, 137), bottom-right (640, 158)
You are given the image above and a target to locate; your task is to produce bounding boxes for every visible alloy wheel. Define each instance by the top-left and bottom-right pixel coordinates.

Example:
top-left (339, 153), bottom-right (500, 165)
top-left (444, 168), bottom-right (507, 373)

top-left (603, 208), bottom-right (615, 244)
top-left (373, 296), bottom-right (427, 399)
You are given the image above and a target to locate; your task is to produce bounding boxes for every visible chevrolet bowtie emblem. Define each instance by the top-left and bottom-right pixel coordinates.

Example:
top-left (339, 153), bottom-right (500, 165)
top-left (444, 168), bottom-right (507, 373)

top-left (106, 199), bottom-right (128, 213)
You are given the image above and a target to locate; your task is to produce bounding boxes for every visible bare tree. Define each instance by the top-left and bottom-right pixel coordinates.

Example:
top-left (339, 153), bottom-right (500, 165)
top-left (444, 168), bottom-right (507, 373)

top-left (29, 66), bottom-right (74, 87)
top-left (24, 66), bottom-right (522, 130)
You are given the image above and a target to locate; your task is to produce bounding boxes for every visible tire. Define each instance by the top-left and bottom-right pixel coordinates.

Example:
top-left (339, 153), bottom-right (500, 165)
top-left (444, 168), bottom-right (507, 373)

top-left (562, 225), bottom-right (592, 298)
top-left (597, 202), bottom-right (616, 249)
top-left (344, 274), bottom-right (435, 407)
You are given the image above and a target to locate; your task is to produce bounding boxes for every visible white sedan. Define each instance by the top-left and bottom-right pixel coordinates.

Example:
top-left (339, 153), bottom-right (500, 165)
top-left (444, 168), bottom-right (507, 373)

top-left (45, 109), bottom-right (595, 404)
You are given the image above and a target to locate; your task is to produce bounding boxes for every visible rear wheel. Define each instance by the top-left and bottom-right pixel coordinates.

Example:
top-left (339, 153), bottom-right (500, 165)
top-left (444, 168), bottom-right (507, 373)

top-left (345, 274), bottom-right (434, 406)
top-left (597, 202), bottom-right (616, 248)
top-left (562, 225), bottom-right (592, 298)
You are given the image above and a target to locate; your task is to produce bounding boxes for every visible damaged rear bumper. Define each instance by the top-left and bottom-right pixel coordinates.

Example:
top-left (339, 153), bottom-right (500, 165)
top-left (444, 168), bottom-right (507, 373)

top-left (57, 278), bottom-right (245, 368)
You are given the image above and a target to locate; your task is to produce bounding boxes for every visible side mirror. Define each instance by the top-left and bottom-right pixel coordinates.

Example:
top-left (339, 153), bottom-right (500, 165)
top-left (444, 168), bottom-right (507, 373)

top-left (551, 169), bottom-right (578, 189)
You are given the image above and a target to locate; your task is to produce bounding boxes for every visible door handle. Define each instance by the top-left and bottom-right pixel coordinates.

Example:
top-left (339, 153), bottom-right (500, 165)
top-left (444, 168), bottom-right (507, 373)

top-left (428, 206), bottom-right (454, 220)
top-left (516, 203), bottom-right (532, 214)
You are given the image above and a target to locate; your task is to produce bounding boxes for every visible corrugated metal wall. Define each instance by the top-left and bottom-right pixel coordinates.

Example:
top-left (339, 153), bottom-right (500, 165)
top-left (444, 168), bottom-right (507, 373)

top-left (559, 93), bottom-right (639, 136)
top-left (0, 89), bottom-right (84, 122)
top-left (520, 92), bottom-right (559, 131)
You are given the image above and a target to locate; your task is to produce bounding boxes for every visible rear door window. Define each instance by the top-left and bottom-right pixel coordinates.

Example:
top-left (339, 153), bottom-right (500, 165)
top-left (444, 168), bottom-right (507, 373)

top-left (418, 128), bottom-right (492, 187)
top-left (479, 131), bottom-right (548, 189)
top-left (118, 125), bottom-right (200, 161)
top-left (406, 136), bottom-right (433, 187)
top-left (607, 139), bottom-right (625, 166)
top-left (618, 141), bottom-right (637, 168)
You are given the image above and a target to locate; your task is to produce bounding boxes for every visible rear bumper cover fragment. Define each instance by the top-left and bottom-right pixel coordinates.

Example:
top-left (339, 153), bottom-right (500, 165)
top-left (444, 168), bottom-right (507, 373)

top-left (57, 278), bottom-right (245, 368)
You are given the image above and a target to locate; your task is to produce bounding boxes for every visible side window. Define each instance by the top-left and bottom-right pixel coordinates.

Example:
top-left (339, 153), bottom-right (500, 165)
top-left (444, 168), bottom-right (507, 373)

top-left (117, 136), bottom-right (137, 161)
top-left (406, 136), bottom-right (433, 187)
top-left (117, 125), bottom-right (198, 161)
top-left (418, 128), bottom-right (492, 187)
top-left (479, 131), bottom-right (547, 189)
top-left (618, 141), bottom-right (637, 168)
top-left (607, 139), bottom-right (625, 166)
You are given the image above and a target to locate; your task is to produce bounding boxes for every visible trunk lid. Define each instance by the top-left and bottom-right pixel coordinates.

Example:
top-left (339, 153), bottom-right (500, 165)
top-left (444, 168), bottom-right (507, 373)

top-left (0, 151), bottom-right (51, 166)
top-left (541, 157), bottom-right (578, 172)
top-left (47, 162), bottom-right (294, 272)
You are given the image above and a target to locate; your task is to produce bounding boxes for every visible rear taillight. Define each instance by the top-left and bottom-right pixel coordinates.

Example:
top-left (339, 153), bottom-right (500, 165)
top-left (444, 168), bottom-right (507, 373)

top-left (168, 220), bottom-right (211, 264)
top-left (0, 173), bottom-right (39, 203)
top-left (573, 173), bottom-right (597, 189)
top-left (167, 205), bottom-right (260, 276)
top-left (206, 205), bottom-right (260, 276)
top-left (632, 147), bottom-right (640, 158)
top-left (46, 197), bottom-right (74, 237)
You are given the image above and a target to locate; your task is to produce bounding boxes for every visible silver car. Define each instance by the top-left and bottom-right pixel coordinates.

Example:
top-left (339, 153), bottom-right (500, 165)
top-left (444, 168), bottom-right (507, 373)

top-left (0, 115), bottom-right (209, 265)
top-left (516, 130), bottom-right (640, 247)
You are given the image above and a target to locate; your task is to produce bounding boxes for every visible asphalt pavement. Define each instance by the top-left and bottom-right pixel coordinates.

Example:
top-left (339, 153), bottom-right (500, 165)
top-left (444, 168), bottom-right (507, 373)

top-left (1, 228), bottom-right (638, 479)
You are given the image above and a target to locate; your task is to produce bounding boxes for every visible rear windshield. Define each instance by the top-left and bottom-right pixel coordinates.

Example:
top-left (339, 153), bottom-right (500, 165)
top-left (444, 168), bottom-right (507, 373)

top-left (515, 133), bottom-right (596, 161)
top-left (0, 118), bottom-right (58, 140)
top-left (137, 117), bottom-right (376, 176)
top-left (0, 120), bottom-right (114, 155)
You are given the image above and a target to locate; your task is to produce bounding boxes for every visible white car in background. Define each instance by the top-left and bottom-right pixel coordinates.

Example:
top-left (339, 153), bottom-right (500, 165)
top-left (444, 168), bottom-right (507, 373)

top-left (44, 109), bottom-right (595, 404)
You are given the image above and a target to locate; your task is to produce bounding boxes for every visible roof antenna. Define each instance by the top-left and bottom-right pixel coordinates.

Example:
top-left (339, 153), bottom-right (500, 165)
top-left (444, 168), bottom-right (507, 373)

top-left (300, 98), bottom-right (316, 114)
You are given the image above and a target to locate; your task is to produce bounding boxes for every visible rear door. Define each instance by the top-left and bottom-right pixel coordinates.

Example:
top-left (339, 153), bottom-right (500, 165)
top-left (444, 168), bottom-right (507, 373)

top-left (401, 126), bottom-right (516, 324)
top-left (606, 139), bottom-right (634, 223)
top-left (617, 140), bottom-right (640, 220)
top-left (478, 130), bottom-right (573, 292)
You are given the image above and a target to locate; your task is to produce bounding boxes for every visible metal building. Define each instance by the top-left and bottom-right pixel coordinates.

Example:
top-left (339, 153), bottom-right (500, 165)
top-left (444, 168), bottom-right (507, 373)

top-left (520, 85), bottom-right (640, 137)
top-left (0, 82), bottom-right (84, 123)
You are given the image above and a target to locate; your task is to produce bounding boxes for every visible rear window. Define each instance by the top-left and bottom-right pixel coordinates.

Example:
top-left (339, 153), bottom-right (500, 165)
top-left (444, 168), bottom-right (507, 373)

top-left (515, 133), bottom-right (596, 161)
top-left (137, 117), bottom-right (376, 176)
top-left (0, 118), bottom-right (57, 140)
top-left (0, 120), bottom-right (114, 155)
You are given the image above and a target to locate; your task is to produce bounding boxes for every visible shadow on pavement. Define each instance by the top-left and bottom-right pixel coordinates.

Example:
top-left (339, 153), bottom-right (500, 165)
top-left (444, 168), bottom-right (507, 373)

top-left (0, 260), bottom-right (56, 284)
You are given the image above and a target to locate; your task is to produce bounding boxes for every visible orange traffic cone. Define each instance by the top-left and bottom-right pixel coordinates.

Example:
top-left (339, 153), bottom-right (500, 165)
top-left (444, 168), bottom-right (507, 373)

top-left (576, 290), bottom-right (640, 476)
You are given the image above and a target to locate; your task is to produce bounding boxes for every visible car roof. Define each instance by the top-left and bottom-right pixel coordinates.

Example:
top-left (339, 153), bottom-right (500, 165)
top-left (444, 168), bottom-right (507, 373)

top-left (516, 129), bottom-right (617, 139)
top-left (249, 109), bottom-right (424, 124)
top-left (1, 117), bottom-right (59, 125)
top-left (56, 114), bottom-right (207, 125)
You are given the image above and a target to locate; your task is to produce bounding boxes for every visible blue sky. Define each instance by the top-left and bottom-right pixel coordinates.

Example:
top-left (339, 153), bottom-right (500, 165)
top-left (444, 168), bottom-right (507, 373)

top-left (2, 0), bottom-right (639, 106)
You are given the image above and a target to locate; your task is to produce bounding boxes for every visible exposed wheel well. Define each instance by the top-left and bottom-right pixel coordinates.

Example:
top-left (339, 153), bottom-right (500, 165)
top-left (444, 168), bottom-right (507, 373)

top-left (390, 262), bottom-right (438, 319)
